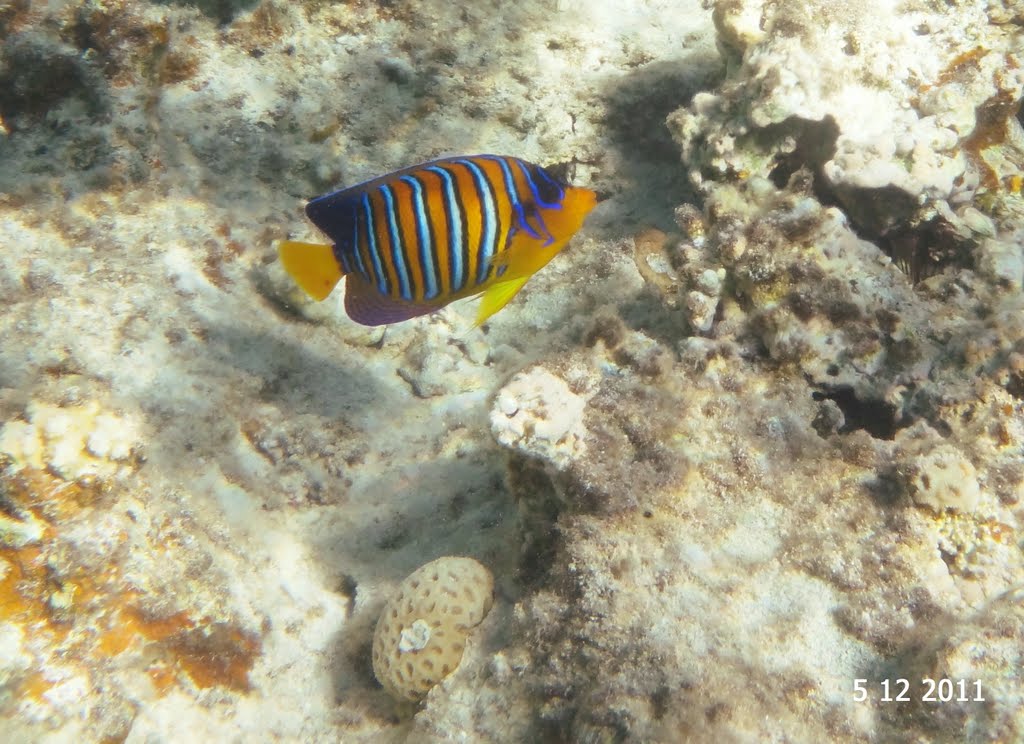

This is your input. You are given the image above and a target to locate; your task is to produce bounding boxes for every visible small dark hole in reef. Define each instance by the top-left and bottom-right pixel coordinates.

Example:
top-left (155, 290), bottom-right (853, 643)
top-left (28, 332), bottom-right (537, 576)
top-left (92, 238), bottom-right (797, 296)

top-left (767, 115), bottom-right (840, 192)
top-left (812, 387), bottom-right (906, 440)
top-left (1006, 370), bottom-right (1024, 399)
top-left (337, 574), bottom-right (358, 618)
top-left (863, 469), bottom-right (902, 506)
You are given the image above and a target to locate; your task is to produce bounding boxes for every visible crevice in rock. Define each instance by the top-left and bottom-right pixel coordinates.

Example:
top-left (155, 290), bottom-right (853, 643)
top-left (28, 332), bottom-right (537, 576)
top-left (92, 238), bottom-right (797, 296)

top-left (876, 213), bottom-right (977, 284)
top-left (812, 386), bottom-right (908, 440)
top-left (766, 114), bottom-right (840, 194)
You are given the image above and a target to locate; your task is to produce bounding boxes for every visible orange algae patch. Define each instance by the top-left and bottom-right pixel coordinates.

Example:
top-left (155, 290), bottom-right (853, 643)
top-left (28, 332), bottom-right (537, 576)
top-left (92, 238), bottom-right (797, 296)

top-left (914, 48), bottom-right (1021, 193)
top-left (936, 46), bottom-right (989, 87)
top-left (1, 468), bottom-right (263, 711)
top-left (15, 670), bottom-right (59, 708)
top-left (0, 544), bottom-right (47, 620)
top-left (117, 605), bottom-right (261, 692)
top-left (145, 662), bottom-right (178, 695)
top-left (962, 88), bottom-right (1021, 190)
top-left (170, 622), bottom-right (261, 692)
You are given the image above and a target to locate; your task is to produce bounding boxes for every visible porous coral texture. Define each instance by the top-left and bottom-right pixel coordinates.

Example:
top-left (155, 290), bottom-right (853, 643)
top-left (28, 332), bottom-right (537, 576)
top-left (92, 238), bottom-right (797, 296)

top-left (372, 556), bottom-right (494, 702)
top-left (907, 445), bottom-right (982, 513)
top-left (669, 0), bottom-right (1024, 264)
top-left (480, 180), bottom-right (1024, 740)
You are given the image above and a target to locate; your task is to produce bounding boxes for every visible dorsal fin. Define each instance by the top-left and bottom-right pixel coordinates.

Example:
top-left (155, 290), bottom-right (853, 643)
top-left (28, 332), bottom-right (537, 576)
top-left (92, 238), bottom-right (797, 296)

top-left (305, 190), bottom-right (360, 247)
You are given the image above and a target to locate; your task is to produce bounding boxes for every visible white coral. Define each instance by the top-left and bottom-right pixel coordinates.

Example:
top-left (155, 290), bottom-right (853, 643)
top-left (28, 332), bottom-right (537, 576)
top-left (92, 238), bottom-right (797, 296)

top-left (490, 368), bottom-right (588, 470)
top-left (909, 446), bottom-right (981, 513)
top-left (0, 401), bottom-right (138, 479)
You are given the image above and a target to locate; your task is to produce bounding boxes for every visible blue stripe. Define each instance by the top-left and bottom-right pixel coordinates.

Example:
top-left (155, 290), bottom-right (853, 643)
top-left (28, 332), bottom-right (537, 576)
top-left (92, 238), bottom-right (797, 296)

top-left (361, 194), bottom-right (388, 294)
top-left (516, 159), bottom-right (564, 207)
top-left (484, 156), bottom-right (540, 241)
top-left (513, 159), bottom-right (556, 246)
top-left (400, 175), bottom-right (438, 300)
top-left (379, 184), bottom-right (412, 300)
top-left (336, 227), bottom-right (353, 275)
top-left (456, 158), bottom-right (498, 286)
top-left (484, 155), bottom-right (519, 207)
top-left (425, 165), bottom-right (464, 291)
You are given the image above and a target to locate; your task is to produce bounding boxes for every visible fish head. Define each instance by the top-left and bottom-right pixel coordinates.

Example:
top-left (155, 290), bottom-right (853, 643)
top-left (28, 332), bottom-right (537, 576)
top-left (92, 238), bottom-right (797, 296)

top-left (541, 184), bottom-right (598, 247)
top-left (496, 183), bottom-right (597, 281)
top-left (508, 184), bottom-right (598, 255)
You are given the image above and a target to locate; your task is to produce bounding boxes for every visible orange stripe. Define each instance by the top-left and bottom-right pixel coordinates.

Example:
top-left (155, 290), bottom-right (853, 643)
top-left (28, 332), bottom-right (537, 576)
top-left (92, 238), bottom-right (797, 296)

top-left (506, 157), bottom-right (534, 206)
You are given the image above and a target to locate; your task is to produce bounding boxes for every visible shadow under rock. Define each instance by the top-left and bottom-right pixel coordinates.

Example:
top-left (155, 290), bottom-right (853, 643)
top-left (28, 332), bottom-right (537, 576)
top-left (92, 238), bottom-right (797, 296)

top-left (199, 321), bottom-right (389, 420)
top-left (595, 56), bottom-right (724, 237)
top-left (314, 454), bottom-right (516, 584)
top-left (155, 0), bottom-right (259, 25)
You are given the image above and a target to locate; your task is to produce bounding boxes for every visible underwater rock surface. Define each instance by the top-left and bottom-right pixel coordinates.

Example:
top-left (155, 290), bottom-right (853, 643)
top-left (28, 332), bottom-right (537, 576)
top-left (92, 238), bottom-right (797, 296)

top-left (1, 0), bottom-right (1022, 743)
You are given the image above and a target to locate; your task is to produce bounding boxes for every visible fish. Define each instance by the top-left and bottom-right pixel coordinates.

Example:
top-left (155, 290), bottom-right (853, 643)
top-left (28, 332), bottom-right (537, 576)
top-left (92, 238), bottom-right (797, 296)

top-left (278, 154), bottom-right (597, 326)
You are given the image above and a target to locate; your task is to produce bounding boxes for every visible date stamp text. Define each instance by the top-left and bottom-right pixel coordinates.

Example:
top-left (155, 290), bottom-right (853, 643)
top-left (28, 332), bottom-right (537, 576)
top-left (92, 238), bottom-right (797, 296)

top-left (853, 678), bottom-right (984, 703)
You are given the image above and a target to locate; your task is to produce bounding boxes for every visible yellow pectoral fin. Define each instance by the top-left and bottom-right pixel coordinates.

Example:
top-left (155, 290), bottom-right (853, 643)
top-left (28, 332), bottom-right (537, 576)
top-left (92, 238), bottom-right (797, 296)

top-left (474, 276), bottom-right (530, 327)
top-left (278, 240), bottom-right (343, 301)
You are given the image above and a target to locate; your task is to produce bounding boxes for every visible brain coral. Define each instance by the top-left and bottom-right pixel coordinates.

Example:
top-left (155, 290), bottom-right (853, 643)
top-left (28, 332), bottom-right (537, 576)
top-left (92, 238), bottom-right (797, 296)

top-left (372, 556), bottom-right (494, 702)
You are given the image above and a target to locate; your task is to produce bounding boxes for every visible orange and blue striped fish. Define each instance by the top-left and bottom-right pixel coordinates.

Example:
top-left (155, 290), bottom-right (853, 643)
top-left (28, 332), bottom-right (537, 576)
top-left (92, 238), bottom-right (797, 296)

top-left (278, 154), bottom-right (597, 326)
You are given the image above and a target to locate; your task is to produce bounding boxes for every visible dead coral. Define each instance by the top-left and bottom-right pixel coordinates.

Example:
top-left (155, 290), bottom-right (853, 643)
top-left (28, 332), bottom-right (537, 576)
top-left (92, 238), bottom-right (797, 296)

top-left (0, 31), bottom-right (106, 125)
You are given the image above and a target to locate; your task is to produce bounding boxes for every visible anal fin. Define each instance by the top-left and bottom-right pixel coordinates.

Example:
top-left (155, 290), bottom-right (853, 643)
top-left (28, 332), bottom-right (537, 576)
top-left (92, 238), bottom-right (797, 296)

top-left (344, 276), bottom-right (439, 326)
top-left (474, 276), bottom-right (530, 327)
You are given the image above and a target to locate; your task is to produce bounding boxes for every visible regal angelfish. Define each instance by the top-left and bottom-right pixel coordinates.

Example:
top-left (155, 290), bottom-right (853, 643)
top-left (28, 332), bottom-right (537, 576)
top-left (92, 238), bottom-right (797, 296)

top-left (278, 154), bottom-right (598, 326)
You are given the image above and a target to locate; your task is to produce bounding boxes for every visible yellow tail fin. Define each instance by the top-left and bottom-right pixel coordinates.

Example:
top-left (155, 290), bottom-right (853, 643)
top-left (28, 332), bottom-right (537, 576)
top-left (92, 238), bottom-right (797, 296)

top-left (278, 241), bottom-right (343, 301)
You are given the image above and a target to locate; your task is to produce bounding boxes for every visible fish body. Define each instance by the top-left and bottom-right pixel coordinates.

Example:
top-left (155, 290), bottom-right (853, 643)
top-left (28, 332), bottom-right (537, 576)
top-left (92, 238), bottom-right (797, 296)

top-left (278, 154), bottom-right (597, 326)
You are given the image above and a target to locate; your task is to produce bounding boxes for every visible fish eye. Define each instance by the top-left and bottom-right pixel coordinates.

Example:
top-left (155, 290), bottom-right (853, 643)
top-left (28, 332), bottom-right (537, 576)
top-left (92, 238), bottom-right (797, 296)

top-left (532, 165), bottom-right (566, 206)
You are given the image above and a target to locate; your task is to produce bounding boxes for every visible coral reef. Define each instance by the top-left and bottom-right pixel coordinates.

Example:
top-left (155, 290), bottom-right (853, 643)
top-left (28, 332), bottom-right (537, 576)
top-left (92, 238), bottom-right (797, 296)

top-left (2, 0), bottom-right (1023, 741)
top-left (906, 445), bottom-right (982, 513)
top-left (483, 180), bottom-right (1024, 740)
top-left (668, 0), bottom-right (1024, 281)
top-left (372, 556), bottom-right (494, 702)
top-left (0, 0), bottom-right (717, 740)
top-left (0, 401), bottom-right (139, 480)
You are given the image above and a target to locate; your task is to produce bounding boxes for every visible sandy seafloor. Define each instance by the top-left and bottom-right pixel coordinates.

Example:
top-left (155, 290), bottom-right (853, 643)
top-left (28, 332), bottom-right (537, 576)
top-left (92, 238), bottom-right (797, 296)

top-left (1, 0), bottom-right (1024, 742)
